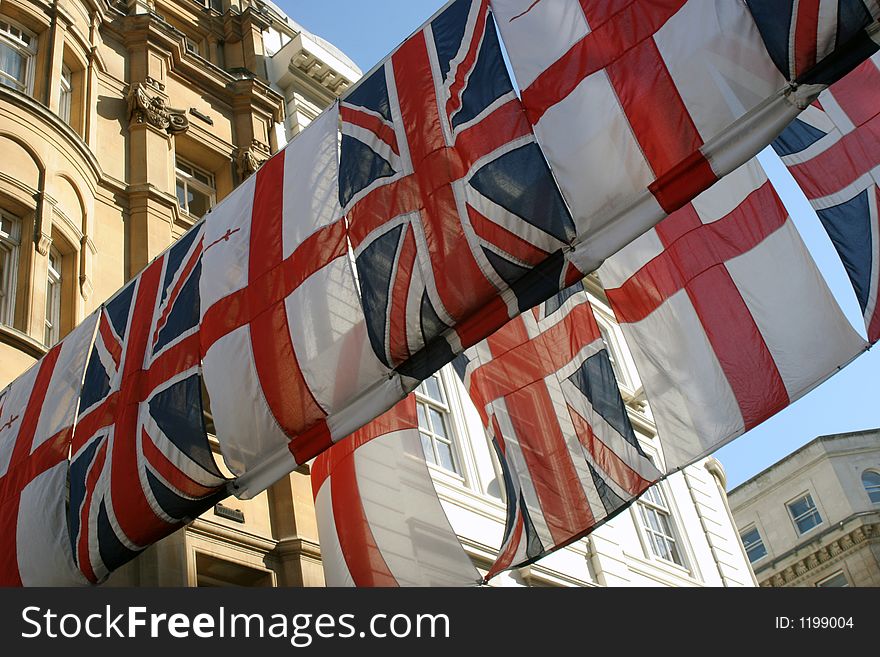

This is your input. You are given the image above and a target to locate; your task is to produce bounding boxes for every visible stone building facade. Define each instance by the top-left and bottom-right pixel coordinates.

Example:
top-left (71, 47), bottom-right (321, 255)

top-left (729, 429), bottom-right (880, 587)
top-left (0, 0), bottom-right (756, 587)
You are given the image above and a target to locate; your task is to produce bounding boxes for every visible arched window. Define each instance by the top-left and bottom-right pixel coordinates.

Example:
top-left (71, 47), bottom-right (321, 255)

top-left (44, 245), bottom-right (62, 346)
top-left (0, 19), bottom-right (36, 95)
top-left (0, 211), bottom-right (20, 326)
top-left (862, 470), bottom-right (880, 504)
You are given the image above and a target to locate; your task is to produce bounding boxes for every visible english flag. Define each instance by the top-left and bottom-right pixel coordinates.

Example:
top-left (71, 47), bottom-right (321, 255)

top-left (200, 107), bottom-right (404, 489)
top-left (311, 395), bottom-right (479, 586)
top-left (0, 312), bottom-right (96, 586)
top-left (598, 159), bottom-right (867, 470)
top-left (454, 282), bottom-right (660, 577)
top-left (489, 0), bottom-right (878, 274)
top-left (773, 52), bottom-right (880, 342)
top-left (68, 224), bottom-right (228, 583)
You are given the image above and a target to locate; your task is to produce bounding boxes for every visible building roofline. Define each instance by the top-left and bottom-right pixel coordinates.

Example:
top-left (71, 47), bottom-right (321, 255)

top-left (728, 427), bottom-right (880, 496)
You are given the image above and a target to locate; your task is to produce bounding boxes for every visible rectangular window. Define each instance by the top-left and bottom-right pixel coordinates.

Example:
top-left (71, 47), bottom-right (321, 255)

top-left (59, 66), bottom-right (72, 124)
top-left (175, 160), bottom-right (215, 218)
top-left (415, 373), bottom-right (460, 475)
top-left (816, 571), bottom-right (849, 587)
top-left (740, 526), bottom-right (767, 563)
top-left (44, 246), bottom-right (61, 346)
top-left (0, 20), bottom-right (34, 94)
top-left (637, 484), bottom-right (686, 567)
top-left (787, 492), bottom-right (822, 535)
top-left (0, 213), bottom-right (20, 326)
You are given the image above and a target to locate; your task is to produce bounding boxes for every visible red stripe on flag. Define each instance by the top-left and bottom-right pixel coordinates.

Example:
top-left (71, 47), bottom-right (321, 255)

top-left (474, 304), bottom-right (600, 402)
top-left (466, 204), bottom-right (550, 266)
top-left (445, 0), bottom-right (490, 122)
top-left (140, 428), bottom-right (220, 499)
top-left (608, 182), bottom-right (791, 430)
top-left (331, 451), bottom-right (399, 587)
top-left (867, 186), bottom-right (880, 344)
top-left (77, 439), bottom-right (107, 584)
top-left (607, 182), bottom-right (789, 323)
top-left (569, 406), bottom-right (653, 497)
top-left (311, 397), bottom-right (418, 495)
top-left (828, 59), bottom-right (880, 127)
top-left (0, 346), bottom-right (64, 586)
top-left (521, 0), bottom-right (686, 123)
top-left (503, 380), bottom-right (594, 546)
top-left (787, 115), bottom-right (880, 200)
top-left (605, 38), bottom-right (704, 178)
top-left (109, 260), bottom-right (169, 547)
top-left (388, 225), bottom-right (417, 366)
top-left (793, 0), bottom-right (821, 79)
top-left (248, 154), bottom-right (328, 439)
top-left (340, 104), bottom-right (400, 156)
top-left (486, 513), bottom-right (524, 580)
top-left (98, 314), bottom-right (122, 370)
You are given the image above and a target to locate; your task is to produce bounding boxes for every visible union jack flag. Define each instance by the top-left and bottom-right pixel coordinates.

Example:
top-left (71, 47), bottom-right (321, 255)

top-left (746, 0), bottom-right (879, 84)
top-left (68, 224), bottom-right (227, 583)
top-left (454, 282), bottom-right (660, 577)
top-left (773, 52), bottom-right (880, 342)
top-left (340, 0), bottom-right (580, 381)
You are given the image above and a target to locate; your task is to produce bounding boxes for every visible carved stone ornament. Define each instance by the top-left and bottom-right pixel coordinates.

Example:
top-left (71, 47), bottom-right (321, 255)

top-left (127, 82), bottom-right (189, 134)
top-left (236, 147), bottom-right (265, 179)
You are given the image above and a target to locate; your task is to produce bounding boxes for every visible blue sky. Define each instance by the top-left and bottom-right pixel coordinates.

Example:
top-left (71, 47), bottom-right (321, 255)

top-left (276, 0), bottom-right (880, 490)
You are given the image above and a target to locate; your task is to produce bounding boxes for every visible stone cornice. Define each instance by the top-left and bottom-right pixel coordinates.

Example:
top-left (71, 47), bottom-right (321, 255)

top-left (0, 86), bottom-right (126, 196)
top-left (273, 537), bottom-right (322, 562)
top-left (111, 12), bottom-right (282, 118)
top-left (758, 517), bottom-right (880, 587)
top-left (0, 325), bottom-right (47, 360)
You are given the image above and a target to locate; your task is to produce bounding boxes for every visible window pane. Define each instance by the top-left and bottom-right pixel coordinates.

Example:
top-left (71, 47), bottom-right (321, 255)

top-left (187, 189), bottom-right (211, 218)
top-left (419, 375), bottom-right (443, 403)
top-left (788, 494), bottom-right (822, 534)
top-left (416, 404), bottom-right (428, 431)
top-left (419, 432), bottom-right (436, 465)
top-left (176, 180), bottom-right (187, 209)
top-left (862, 471), bottom-right (880, 503)
top-left (0, 43), bottom-right (24, 83)
top-left (429, 408), bottom-right (448, 438)
top-left (435, 440), bottom-right (455, 472)
top-left (741, 528), bottom-right (767, 563)
top-left (817, 572), bottom-right (848, 587)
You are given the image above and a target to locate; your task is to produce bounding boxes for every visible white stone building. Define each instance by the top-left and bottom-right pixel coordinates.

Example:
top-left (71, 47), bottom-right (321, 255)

top-left (729, 429), bottom-right (880, 587)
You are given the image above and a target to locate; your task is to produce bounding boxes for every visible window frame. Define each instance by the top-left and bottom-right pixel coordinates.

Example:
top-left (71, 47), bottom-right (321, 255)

top-left (59, 64), bottom-right (72, 124)
top-left (786, 491), bottom-right (823, 536)
top-left (415, 371), bottom-right (465, 480)
top-left (0, 211), bottom-right (21, 327)
top-left (862, 469), bottom-right (880, 505)
top-left (0, 18), bottom-right (36, 95)
top-left (739, 524), bottom-right (768, 564)
top-left (44, 245), bottom-right (62, 346)
top-left (175, 159), bottom-right (216, 218)
top-left (816, 570), bottom-right (849, 587)
top-left (635, 482), bottom-right (689, 570)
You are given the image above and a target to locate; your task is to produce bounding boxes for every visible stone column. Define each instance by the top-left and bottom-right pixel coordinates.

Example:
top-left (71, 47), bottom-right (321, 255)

top-left (268, 468), bottom-right (325, 587)
top-left (125, 78), bottom-right (189, 275)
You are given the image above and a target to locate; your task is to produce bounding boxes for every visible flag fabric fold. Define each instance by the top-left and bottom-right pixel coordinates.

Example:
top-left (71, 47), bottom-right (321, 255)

top-left (454, 282), bottom-right (660, 577)
top-left (772, 51), bottom-right (880, 342)
top-left (489, 0), bottom-right (877, 274)
top-left (0, 313), bottom-right (97, 586)
top-left (311, 395), bottom-right (480, 586)
top-left (68, 223), bottom-right (228, 584)
top-left (200, 106), bottom-right (405, 489)
top-left (598, 159), bottom-right (867, 470)
top-left (340, 0), bottom-right (582, 384)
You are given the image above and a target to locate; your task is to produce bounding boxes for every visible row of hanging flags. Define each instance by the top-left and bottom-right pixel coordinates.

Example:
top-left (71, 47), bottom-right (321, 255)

top-left (1, 0), bottom-right (879, 586)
